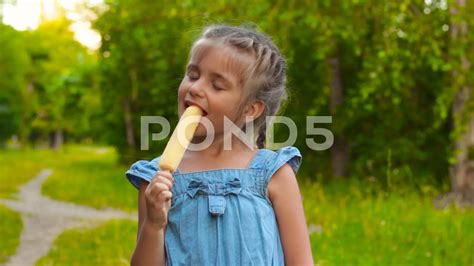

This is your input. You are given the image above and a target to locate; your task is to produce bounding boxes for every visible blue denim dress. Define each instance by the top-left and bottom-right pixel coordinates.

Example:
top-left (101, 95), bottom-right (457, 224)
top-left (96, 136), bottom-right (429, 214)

top-left (126, 146), bottom-right (302, 266)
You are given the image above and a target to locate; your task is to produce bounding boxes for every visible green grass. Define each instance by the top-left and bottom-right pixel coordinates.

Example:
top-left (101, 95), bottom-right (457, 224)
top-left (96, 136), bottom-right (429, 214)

top-left (37, 175), bottom-right (473, 265)
top-left (301, 179), bottom-right (474, 265)
top-left (0, 145), bottom-right (137, 264)
top-left (40, 146), bottom-right (137, 211)
top-left (0, 145), bottom-right (137, 211)
top-left (36, 219), bottom-right (136, 266)
top-left (0, 148), bottom-right (45, 198)
top-left (0, 148), bottom-right (50, 263)
top-left (0, 204), bottom-right (22, 264)
top-left (1, 146), bottom-right (473, 265)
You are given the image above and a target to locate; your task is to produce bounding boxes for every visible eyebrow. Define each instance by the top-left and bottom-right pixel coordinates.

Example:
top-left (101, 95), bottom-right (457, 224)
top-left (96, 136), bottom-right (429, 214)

top-left (187, 63), bottom-right (234, 87)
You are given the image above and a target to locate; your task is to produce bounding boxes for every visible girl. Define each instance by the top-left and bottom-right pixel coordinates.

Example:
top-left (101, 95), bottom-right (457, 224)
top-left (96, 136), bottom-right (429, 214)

top-left (126, 25), bottom-right (314, 266)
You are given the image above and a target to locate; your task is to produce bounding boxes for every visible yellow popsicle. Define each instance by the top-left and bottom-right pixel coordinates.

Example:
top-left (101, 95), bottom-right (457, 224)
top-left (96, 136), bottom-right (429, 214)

top-left (158, 105), bottom-right (203, 172)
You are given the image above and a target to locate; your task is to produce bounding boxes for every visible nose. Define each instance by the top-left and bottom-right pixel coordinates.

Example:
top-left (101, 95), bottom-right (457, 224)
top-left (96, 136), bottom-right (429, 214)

top-left (188, 81), bottom-right (205, 98)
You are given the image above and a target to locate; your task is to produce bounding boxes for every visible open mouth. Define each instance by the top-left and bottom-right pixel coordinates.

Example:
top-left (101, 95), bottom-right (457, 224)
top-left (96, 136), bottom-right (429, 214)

top-left (184, 101), bottom-right (207, 116)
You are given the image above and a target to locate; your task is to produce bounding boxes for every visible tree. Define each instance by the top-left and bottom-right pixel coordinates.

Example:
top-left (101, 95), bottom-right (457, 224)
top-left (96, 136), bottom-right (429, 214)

top-left (91, 0), bottom-right (467, 193)
top-left (21, 18), bottom-right (98, 149)
top-left (0, 23), bottom-right (30, 146)
top-left (443, 0), bottom-right (473, 205)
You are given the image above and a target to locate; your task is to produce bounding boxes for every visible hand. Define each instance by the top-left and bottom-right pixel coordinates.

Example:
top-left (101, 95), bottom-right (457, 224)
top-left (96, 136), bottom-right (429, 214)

top-left (144, 170), bottom-right (174, 230)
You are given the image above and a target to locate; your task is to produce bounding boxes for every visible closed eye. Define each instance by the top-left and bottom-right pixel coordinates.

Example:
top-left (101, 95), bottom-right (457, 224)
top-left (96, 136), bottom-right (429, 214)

top-left (213, 83), bottom-right (225, 91)
top-left (187, 72), bottom-right (199, 81)
top-left (186, 64), bottom-right (200, 81)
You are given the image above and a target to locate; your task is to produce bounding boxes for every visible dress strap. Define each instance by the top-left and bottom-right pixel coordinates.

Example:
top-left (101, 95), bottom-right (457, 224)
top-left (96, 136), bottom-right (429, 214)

top-left (247, 146), bottom-right (302, 198)
top-left (247, 149), bottom-right (273, 169)
top-left (262, 146), bottom-right (302, 183)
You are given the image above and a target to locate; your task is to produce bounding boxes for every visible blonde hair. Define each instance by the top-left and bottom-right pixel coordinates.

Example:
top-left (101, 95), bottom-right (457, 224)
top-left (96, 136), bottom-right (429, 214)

top-left (189, 25), bottom-right (288, 148)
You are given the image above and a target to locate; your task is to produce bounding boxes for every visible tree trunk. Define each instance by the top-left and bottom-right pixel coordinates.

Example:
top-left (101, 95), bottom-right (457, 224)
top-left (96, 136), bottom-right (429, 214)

top-left (451, 111), bottom-right (474, 203)
top-left (328, 57), bottom-right (349, 178)
top-left (451, 0), bottom-right (473, 205)
top-left (19, 81), bottom-right (34, 147)
top-left (435, 0), bottom-right (473, 207)
top-left (50, 129), bottom-right (63, 151)
top-left (123, 98), bottom-right (136, 148)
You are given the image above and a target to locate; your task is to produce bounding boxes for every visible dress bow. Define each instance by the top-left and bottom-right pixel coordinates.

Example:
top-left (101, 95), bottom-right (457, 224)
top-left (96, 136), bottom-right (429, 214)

top-left (186, 178), bottom-right (242, 216)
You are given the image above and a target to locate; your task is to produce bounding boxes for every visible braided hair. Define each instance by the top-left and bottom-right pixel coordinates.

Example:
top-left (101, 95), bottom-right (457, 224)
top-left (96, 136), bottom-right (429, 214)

top-left (189, 25), bottom-right (288, 149)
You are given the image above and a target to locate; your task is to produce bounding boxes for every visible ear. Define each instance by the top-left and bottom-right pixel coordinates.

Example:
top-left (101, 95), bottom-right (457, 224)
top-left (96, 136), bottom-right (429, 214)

top-left (244, 100), bottom-right (265, 121)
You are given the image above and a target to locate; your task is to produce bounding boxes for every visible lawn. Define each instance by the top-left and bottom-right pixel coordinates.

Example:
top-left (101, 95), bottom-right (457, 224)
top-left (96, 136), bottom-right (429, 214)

top-left (40, 146), bottom-right (136, 211)
top-left (0, 146), bottom-right (472, 265)
top-left (0, 147), bottom-right (46, 198)
top-left (0, 147), bottom-right (50, 263)
top-left (0, 145), bottom-right (136, 264)
top-left (0, 204), bottom-right (22, 264)
top-left (301, 179), bottom-right (473, 265)
top-left (36, 219), bottom-right (136, 266)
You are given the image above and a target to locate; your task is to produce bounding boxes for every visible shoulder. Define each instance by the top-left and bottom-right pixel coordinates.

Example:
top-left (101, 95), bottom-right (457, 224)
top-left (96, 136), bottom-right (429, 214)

top-left (267, 163), bottom-right (299, 203)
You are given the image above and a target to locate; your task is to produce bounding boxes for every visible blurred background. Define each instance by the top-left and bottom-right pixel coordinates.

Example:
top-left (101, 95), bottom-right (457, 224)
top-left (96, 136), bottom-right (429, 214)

top-left (0, 0), bottom-right (472, 265)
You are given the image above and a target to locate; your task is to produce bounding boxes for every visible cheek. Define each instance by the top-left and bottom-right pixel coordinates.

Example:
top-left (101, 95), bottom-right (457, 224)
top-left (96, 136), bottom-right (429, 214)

top-left (209, 102), bottom-right (240, 128)
top-left (178, 84), bottom-right (186, 99)
top-left (177, 83), bottom-right (187, 115)
top-left (215, 95), bottom-right (241, 117)
top-left (178, 81), bottom-right (189, 99)
top-left (178, 77), bottom-right (190, 93)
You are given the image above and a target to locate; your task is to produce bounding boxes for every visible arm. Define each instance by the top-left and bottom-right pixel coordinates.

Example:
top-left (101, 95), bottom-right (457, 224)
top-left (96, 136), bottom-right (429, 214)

top-left (268, 163), bottom-right (314, 266)
top-left (131, 181), bottom-right (168, 266)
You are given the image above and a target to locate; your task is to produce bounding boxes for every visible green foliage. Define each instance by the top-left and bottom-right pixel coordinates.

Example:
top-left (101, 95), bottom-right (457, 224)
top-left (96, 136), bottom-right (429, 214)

top-left (25, 19), bottom-right (101, 142)
top-left (0, 1), bottom-right (472, 185)
top-left (0, 18), bottom-right (100, 147)
top-left (91, 0), bottom-right (471, 185)
top-left (0, 24), bottom-right (30, 144)
top-left (93, 0), bottom-right (199, 159)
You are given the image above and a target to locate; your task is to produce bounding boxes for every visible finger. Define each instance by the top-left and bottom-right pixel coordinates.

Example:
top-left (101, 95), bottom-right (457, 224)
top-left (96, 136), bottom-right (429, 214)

top-left (158, 190), bottom-right (173, 202)
top-left (154, 170), bottom-right (174, 183)
top-left (150, 175), bottom-right (173, 191)
top-left (146, 182), bottom-right (170, 198)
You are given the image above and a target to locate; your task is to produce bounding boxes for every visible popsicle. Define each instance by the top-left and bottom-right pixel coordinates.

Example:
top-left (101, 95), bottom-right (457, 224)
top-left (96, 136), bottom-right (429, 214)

top-left (158, 105), bottom-right (203, 172)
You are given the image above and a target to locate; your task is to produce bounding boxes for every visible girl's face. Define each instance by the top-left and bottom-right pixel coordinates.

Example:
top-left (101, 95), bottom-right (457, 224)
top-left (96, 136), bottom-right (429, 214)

top-left (177, 45), bottom-right (248, 138)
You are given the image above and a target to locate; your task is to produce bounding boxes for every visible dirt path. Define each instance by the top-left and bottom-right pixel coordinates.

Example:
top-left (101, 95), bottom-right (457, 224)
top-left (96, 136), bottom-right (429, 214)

top-left (0, 169), bottom-right (136, 266)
